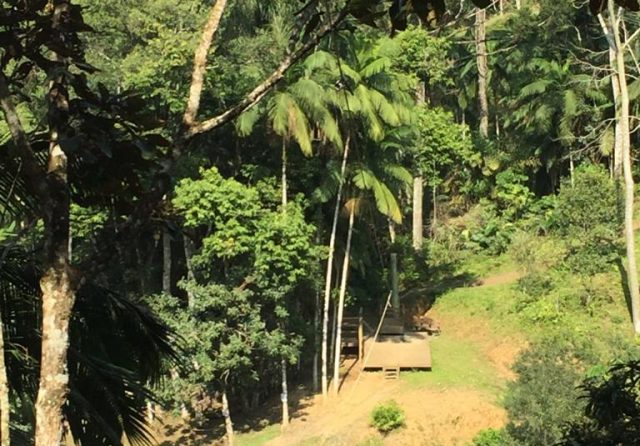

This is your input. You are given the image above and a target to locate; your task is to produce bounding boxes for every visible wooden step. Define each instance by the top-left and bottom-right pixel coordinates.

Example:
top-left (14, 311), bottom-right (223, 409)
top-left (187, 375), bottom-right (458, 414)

top-left (383, 366), bottom-right (400, 380)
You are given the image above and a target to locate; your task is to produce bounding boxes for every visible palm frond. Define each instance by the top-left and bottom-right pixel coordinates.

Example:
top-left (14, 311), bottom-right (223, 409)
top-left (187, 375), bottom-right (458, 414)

top-left (0, 246), bottom-right (178, 445)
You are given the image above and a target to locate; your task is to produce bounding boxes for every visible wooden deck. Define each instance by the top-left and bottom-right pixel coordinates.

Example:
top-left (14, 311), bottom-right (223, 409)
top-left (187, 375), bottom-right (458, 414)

top-left (362, 332), bottom-right (432, 370)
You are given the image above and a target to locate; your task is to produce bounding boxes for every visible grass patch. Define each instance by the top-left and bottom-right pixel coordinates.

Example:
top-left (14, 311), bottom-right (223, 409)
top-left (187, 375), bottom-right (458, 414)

top-left (236, 423), bottom-right (280, 446)
top-left (456, 252), bottom-right (515, 280)
top-left (401, 333), bottom-right (504, 395)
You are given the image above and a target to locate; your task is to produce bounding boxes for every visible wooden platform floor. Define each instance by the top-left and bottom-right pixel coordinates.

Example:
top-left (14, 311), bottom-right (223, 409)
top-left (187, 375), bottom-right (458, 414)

top-left (362, 332), bottom-right (432, 370)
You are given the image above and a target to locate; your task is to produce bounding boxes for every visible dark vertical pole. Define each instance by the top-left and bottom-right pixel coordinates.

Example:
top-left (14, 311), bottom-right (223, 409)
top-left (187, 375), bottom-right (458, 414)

top-left (390, 253), bottom-right (399, 313)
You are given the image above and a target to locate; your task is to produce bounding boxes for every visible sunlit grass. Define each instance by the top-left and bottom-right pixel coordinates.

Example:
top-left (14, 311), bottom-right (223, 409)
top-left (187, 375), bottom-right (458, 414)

top-left (401, 334), bottom-right (504, 396)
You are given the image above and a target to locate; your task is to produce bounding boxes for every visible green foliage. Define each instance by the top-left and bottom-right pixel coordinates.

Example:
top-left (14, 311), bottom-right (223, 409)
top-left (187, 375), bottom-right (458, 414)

top-left (384, 26), bottom-right (451, 87)
top-left (551, 164), bottom-right (620, 276)
top-left (148, 286), bottom-right (298, 416)
top-left (493, 170), bottom-right (534, 220)
top-left (412, 106), bottom-right (475, 184)
top-left (370, 400), bottom-right (406, 434)
top-left (510, 231), bottom-right (566, 298)
top-left (505, 335), bottom-right (596, 446)
top-left (467, 202), bottom-right (515, 254)
top-left (560, 359), bottom-right (640, 445)
top-left (472, 428), bottom-right (513, 446)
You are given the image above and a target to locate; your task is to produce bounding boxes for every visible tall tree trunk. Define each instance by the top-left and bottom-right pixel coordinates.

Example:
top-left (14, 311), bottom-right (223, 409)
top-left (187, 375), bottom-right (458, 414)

top-left (313, 289), bottom-right (320, 392)
top-left (412, 176), bottom-right (424, 251)
top-left (475, 8), bottom-right (489, 139)
top-left (329, 296), bottom-right (337, 384)
top-left (431, 185), bottom-right (437, 234)
top-left (222, 389), bottom-right (234, 446)
top-left (280, 359), bottom-right (289, 429)
top-left (0, 309), bottom-right (9, 446)
top-left (282, 139), bottom-right (288, 208)
top-left (35, 4), bottom-right (76, 444)
top-left (321, 136), bottom-right (350, 398)
top-left (610, 2), bottom-right (640, 334)
top-left (183, 234), bottom-right (196, 308)
top-left (162, 227), bottom-right (171, 295)
top-left (569, 150), bottom-right (575, 187)
top-left (602, 21), bottom-right (623, 178)
top-left (332, 203), bottom-right (356, 395)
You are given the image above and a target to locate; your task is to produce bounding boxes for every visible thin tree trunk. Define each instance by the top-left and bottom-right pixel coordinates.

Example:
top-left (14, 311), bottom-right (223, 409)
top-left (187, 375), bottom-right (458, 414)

top-left (162, 228), bottom-right (171, 295)
top-left (321, 136), bottom-right (350, 398)
top-left (281, 359), bottom-right (289, 429)
top-left (329, 296), bottom-right (337, 385)
top-left (432, 185), bottom-right (437, 234)
top-left (332, 203), bottom-right (356, 395)
top-left (0, 308), bottom-right (9, 446)
top-left (388, 219), bottom-right (396, 243)
top-left (279, 165), bottom-right (290, 424)
top-left (313, 289), bottom-right (320, 392)
top-left (412, 176), bottom-right (424, 251)
top-left (222, 389), bottom-right (234, 446)
top-left (282, 139), bottom-right (288, 208)
top-left (475, 8), bottom-right (489, 139)
top-left (183, 0), bottom-right (229, 128)
top-left (610, 1), bottom-right (640, 334)
top-left (569, 150), bottom-right (575, 187)
top-left (183, 235), bottom-right (196, 308)
top-left (599, 11), bottom-right (622, 178)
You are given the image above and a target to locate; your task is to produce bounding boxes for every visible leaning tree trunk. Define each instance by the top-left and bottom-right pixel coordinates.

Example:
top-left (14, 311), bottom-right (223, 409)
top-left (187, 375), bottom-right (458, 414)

top-left (332, 203), bottom-right (356, 395)
top-left (35, 4), bottom-right (76, 444)
top-left (610, 49), bottom-right (623, 179)
top-left (412, 176), bottom-right (424, 251)
top-left (321, 136), bottom-right (350, 398)
top-left (610, 1), bottom-right (640, 334)
top-left (221, 389), bottom-right (234, 446)
top-left (0, 308), bottom-right (9, 446)
top-left (475, 8), bottom-right (489, 139)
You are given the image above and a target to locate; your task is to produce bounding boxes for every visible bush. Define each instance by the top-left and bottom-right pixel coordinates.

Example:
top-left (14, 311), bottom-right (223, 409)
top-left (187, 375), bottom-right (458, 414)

top-left (560, 360), bottom-right (640, 445)
top-left (472, 428), bottom-right (513, 446)
top-left (370, 400), bottom-right (406, 434)
top-left (550, 164), bottom-right (620, 276)
top-left (505, 334), bottom-right (596, 446)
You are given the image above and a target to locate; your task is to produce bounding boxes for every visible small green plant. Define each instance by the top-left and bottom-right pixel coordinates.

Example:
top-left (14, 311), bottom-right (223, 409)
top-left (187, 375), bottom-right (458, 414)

top-left (472, 428), bottom-right (512, 446)
top-left (370, 400), bottom-right (406, 434)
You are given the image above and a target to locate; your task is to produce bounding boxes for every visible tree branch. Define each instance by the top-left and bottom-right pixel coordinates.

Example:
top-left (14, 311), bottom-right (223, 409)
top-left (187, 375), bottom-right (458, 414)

top-left (185, 7), bottom-right (348, 139)
top-left (182, 0), bottom-right (228, 128)
top-left (0, 72), bottom-right (49, 202)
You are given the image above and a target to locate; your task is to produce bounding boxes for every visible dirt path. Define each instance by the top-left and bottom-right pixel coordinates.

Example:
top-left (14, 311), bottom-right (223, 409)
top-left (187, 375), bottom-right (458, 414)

top-left (264, 271), bottom-right (525, 446)
top-left (266, 375), bottom-right (506, 446)
top-left (473, 270), bottom-right (522, 287)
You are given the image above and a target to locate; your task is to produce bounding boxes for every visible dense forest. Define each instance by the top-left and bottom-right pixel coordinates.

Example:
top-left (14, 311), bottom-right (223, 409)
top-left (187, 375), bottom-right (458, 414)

top-left (3, 0), bottom-right (640, 445)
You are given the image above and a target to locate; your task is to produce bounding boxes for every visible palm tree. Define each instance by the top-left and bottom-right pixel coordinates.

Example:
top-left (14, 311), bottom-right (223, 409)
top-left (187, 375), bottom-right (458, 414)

top-left (0, 245), bottom-right (177, 445)
top-left (306, 37), bottom-right (414, 396)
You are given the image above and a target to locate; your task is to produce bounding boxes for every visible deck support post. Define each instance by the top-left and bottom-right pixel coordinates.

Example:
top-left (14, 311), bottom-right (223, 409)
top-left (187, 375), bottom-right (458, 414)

top-left (390, 253), bottom-right (400, 313)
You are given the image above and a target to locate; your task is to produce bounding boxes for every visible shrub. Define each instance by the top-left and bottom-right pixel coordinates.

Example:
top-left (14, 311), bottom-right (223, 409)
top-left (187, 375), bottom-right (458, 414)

top-left (505, 334), bottom-right (596, 446)
top-left (370, 400), bottom-right (406, 434)
top-left (472, 428), bottom-right (513, 446)
top-left (560, 360), bottom-right (640, 445)
top-left (550, 164), bottom-right (620, 276)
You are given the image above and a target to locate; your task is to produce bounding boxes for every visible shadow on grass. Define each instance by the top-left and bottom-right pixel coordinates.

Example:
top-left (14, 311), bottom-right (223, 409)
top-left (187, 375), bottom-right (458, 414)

top-left (157, 386), bottom-right (315, 445)
top-left (615, 257), bottom-right (634, 324)
top-left (400, 260), bottom-right (478, 314)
